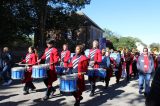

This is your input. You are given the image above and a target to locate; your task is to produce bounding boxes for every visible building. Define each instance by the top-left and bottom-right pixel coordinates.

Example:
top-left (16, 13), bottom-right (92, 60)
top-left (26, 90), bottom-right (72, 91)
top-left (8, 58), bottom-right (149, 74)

top-left (76, 12), bottom-right (104, 48)
top-left (45, 12), bottom-right (104, 50)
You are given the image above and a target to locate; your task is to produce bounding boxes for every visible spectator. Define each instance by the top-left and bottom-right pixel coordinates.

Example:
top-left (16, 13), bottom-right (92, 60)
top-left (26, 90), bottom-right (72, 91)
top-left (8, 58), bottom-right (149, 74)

top-left (0, 48), bottom-right (3, 82)
top-left (145, 66), bottom-right (160, 106)
top-left (137, 47), bottom-right (154, 96)
top-left (0, 47), bottom-right (13, 86)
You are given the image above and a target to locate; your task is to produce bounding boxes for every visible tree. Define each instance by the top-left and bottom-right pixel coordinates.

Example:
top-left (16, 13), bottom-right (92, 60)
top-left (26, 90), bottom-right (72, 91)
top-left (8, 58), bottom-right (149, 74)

top-left (118, 37), bottom-right (137, 49)
top-left (0, 0), bottom-right (91, 48)
top-left (103, 29), bottom-right (140, 50)
top-left (0, 0), bottom-right (34, 47)
top-left (150, 43), bottom-right (160, 52)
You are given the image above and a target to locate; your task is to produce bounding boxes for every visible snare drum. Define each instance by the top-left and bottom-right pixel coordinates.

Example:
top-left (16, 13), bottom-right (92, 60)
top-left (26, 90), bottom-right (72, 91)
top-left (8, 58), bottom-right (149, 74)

top-left (60, 74), bottom-right (78, 93)
top-left (11, 67), bottom-right (25, 79)
top-left (32, 64), bottom-right (48, 78)
top-left (97, 68), bottom-right (107, 78)
top-left (56, 66), bottom-right (65, 75)
top-left (87, 68), bottom-right (99, 77)
top-left (113, 68), bottom-right (118, 72)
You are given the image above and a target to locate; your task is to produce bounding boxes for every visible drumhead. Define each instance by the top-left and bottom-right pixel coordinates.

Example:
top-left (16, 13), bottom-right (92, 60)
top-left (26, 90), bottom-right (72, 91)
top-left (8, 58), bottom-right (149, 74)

top-left (32, 64), bottom-right (49, 68)
top-left (97, 68), bottom-right (106, 71)
top-left (113, 68), bottom-right (118, 72)
top-left (88, 67), bottom-right (94, 70)
top-left (56, 66), bottom-right (61, 68)
top-left (32, 65), bottom-right (40, 68)
top-left (60, 74), bottom-right (78, 80)
top-left (11, 67), bottom-right (25, 71)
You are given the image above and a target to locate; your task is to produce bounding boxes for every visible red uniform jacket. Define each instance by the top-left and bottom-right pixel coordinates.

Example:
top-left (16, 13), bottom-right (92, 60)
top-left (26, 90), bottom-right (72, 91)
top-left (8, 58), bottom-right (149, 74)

top-left (154, 57), bottom-right (158, 71)
top-left (41, 47), bottom-right (59, 82)
top-left (21, 53), bottom-right (37, 83)
top-left (125, 53), bottom-right (134, 75)
top-left (88, 49), bottom-right (102, 68)
top-left (61, 50), bottom-right (71, 68)
top-left (69, 55), bottom-right (88, 92)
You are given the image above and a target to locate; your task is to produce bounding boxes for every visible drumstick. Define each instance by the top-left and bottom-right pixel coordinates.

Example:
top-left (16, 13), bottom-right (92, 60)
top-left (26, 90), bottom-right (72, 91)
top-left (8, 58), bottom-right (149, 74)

top-left (35, 61), bottom-right (40, 65)
top-left (17, 63), bottom-right (32, 66)
top-left (78, 72), bottom-right (86, 75)
top-left (49, 63), bottom-right (54, 65)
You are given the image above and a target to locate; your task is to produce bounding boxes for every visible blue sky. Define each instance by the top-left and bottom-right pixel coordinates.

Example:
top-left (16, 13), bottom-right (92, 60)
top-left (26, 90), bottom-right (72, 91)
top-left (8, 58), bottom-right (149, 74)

top-left (81, 0), bottom-right (160, 45)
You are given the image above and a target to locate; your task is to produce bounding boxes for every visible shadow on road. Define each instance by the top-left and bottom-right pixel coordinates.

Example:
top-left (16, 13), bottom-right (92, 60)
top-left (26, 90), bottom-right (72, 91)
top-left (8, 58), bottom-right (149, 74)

top-left (32, 98), bottom-right (67, 106)
top-left (81, 79), bottom-right (128, 106)
top-left (128, 94), bottom-right (145, 105)
top-left (0, 99), bottom-right (29, 106)
top-left (0, 94), bottom-right (19, 101)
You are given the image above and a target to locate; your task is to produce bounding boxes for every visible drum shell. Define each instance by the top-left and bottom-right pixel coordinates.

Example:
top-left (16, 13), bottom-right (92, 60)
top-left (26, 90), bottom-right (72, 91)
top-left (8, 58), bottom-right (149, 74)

top-left (56, 66), bottom-right (65, 75)
top-left (87, 68), bottom-right (99, 77)
top-left (60, 74), bottom-right (78, 92)
top-left (98, 68), bottom-right (107, 78)
top-left (11, 67), bottom-right (25, 80)
top-left (32, 65), bottom-right (47, 78)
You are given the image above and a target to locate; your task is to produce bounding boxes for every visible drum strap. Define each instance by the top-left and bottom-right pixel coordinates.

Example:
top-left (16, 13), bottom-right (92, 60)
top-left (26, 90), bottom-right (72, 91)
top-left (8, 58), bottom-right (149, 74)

top-left (90, 49), bottom-right (97, 61)
top-left (72, 56), bottom-right (81, 72)
top-left (26, 54), bottom-right (31, 63)
top-left (61, 51), bottom-right (66, 61)
top-left (45, 48), bottom-right (53, 63)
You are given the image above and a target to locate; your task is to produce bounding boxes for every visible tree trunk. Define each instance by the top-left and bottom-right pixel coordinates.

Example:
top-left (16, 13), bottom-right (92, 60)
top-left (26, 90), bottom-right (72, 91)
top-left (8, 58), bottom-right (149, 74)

top-left (34, 0), bottom-right (48, 49)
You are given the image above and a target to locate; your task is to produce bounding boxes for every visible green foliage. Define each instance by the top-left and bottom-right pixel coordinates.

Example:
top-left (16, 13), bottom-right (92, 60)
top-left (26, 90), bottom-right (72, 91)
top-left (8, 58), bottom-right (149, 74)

top-left (103, 28), bottom-right (141, 50)
top-left (150, 43), bottom-right (160, 52)
top-left (0, 0), bottom-right (91, 48)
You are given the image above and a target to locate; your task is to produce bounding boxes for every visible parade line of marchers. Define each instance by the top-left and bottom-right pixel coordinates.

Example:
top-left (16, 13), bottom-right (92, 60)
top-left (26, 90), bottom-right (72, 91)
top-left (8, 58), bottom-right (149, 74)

top-left (1, 39), bottom-right (158, 106)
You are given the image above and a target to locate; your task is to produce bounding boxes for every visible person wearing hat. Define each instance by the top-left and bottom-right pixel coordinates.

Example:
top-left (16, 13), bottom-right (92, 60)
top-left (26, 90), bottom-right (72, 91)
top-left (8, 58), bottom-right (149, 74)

top-left (38, 39), bottom-right (59, 100)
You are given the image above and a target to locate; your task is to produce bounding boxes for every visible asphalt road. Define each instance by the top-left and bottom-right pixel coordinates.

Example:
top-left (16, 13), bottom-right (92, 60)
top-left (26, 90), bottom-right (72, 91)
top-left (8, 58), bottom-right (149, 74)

top-left (0, 76), bottom-right (145, 106)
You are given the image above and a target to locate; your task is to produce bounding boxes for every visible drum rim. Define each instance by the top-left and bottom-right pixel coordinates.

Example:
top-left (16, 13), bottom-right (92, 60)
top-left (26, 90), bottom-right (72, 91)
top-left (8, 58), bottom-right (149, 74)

top-left (11, 67), bottom-right (25, 71)
top-left (32, 64), bottom-right (49, 68)
top-left (59, 89), bottom-right (77, 92)
top-left (60, 74), bottom-right (78, 80)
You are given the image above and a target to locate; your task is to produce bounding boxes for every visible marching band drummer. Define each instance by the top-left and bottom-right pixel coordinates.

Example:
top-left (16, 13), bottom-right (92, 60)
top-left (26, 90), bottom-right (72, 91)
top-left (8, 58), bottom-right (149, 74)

top-left (60, 44), bottom-right (71, 69)
top-left (88, 40), bottom-right (102, 96)
top-left (38, 39), bottom-right (59, 100)
top-left (68, 45), bottom-right (88, 106)
top-left (19, 46), bottom-right (37, 95)
top-left (100, 49), bottom-right (112, 88)
top-left (110, 49), bottom-right (121, 84)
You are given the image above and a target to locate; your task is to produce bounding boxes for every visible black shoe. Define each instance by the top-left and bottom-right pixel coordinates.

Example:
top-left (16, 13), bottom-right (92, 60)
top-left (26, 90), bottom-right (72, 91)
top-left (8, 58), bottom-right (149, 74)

top-left (104, 86), bottom-right (108, 89)
top-left (139, 90), bottom-right (143, 94)
top-left (116, 80), bottom-right (119, 84)
top-left (74, 100), bottom-right (80, 106)
top-left (50, 88), bottom-right (56, 97)
top-left (42, 96), bottom-right (49, 101)
top-left (105, 83), bottom-right (109, 88)
top-left (79, 96), bottom-right (83, 101)
top-left (144, 92), bottom-right (149, 98)
top-left (31, 86), bottom-right (36, 90)
top-left (89, 92), bottom-right (94, 97)
top-left (30, 87), bottom-right (36, 91)
top-left (23, 91), bottom-right (29, 95)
